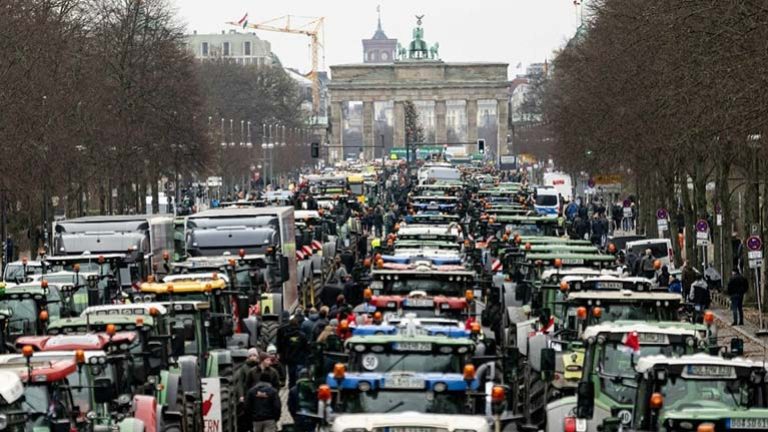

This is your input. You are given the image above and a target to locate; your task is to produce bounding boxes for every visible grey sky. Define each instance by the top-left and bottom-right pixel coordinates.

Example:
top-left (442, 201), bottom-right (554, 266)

top-left (171, 0), bottom-right (582, 76)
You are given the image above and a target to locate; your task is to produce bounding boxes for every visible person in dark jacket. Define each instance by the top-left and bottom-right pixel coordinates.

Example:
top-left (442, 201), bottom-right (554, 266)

top-left (727, 269), bottom-right (748, 325)
top-left (312, 306), bottom-right (330, 341)
top-left (657, 265), bottom-right (671, 288)
top-left (689, 278), bottom-right (711, 323)
top-left (245, 349), bottom-right (281, 390)
top-left (288, 369), bottom-right (318, 432)
top-left (681, 261), bottom-right (697, 300)
top-left (280, 316), bottom-right (308, 387)
top-left (301, 308), bottom-right (319, 341)
top-left (246, 376), bottom-right (281, 432)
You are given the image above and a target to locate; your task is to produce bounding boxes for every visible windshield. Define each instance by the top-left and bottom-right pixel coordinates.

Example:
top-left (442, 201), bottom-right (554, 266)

top-left (349, 184), bottom-right (364, 195)
top-left (599, 344), bottom-right (687, 404)
top-left (536, 195), bottom-right (558, 206)
top-left (23, 383), bottom-right (71, 420)
top-left (562, 302), bottom-right (678, 332)
top-left (4, 264), bottom-right (44, 282)
top-left (1, 298), bottom-right (60, 335)
top-left (339, 390), bottom-right (466, 414)
top-left (387, 280), bottom-right (465, 296)
top-left (659, 376), bottom-right (754, 412)
top-left (506, 225), bottom-right (544, 236)
top-left (628, 243), bottom-right (669, 259)
top-left (351, 352), bottom-right (463, 373)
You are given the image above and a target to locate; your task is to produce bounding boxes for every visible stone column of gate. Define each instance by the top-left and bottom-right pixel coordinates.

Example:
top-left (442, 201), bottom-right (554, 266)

top-left (497, 99), bottom-right (509, 158)
top-left (435, 100), bottom-right (447, 146)
top-left (363, 101), bottom-right (375, 160)
top-left (393, 101), bottom-right (405, 148)
top-left (330, 101), bottom-right (344, 163)
top-left (467, 99), bottom-right (478, 150)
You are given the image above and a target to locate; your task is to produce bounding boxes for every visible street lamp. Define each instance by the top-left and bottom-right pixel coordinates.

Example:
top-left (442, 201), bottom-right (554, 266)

top-left (229, 119), bottom-right (235, 147)
top-left (246, 121), bottom-right (253, 148)
top-left (220, 118), bottom-right (226, 147)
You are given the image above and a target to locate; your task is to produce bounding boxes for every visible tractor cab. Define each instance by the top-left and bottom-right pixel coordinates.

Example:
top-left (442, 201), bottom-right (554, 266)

top-left (0, 357), bottom-right (78, 432)
top-left (0, 283), bottom-right (65, 342)
top-left (631, 354), bottom-right (768, 432)
top-left (546, 322), bottom-right (711, 432)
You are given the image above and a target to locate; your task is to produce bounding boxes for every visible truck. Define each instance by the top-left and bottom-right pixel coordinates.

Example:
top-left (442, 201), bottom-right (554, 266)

top-left (51, 215), bottom-right (174, 288)
top-left (185, 207), bottom-right (297, 346)
top-left (542, 171), bottom-right (573, 202)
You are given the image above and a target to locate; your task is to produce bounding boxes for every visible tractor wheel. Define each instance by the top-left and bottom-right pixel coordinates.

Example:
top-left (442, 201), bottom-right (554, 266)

top-left (526, 365), bottom-right (546, 428)
top-left (259, 320), bottom-right (280, 350)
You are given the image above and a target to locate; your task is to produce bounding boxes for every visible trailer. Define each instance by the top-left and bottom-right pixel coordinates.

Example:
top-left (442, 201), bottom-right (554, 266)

top-left (52, 215), bottom-right (174, 287)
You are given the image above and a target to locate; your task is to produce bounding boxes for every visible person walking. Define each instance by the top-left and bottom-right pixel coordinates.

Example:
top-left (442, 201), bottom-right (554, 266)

top-left (689, 277), bottom-right (711, 323)
top-left (727, 269), bottom-right (748, 325)
top-left (245, 375), bottom-right (281, 432)
top-left (280, 316), bottom-right (308, 388)
top-left (681, 260), bottom-right (697, 300)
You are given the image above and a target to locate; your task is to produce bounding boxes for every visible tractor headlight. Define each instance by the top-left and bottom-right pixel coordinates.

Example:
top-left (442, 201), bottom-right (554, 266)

top-left (0, 413), bottom-right (7, 429)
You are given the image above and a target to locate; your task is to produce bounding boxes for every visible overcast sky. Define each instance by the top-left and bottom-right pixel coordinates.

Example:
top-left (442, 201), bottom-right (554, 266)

top-left (171, 0), bottom-right (582, 76)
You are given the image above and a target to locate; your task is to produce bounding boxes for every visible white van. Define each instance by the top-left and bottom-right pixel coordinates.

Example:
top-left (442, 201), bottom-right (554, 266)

top-left (534, 186), bottom-right (561, 217)
top-left (626, 238), bottom-right (675, 269)
top-left (543, 171), bottom-right (573, 202)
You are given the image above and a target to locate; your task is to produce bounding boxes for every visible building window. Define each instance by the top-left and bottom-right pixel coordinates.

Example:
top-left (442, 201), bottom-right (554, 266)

top-left (223, 42), bottom-right (230, 56)
top-left (201, 42), bottom-right (209, 57)
top-left (381, 51), bottom-right (389, 61)
top-left (244, 41), bottom-right (252, 56)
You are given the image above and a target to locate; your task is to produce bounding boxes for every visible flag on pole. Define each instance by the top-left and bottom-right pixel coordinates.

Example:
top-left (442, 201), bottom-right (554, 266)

top-left (620, 331), bottom-right (641, 355)
top-left (238, 13), bottom-right (249, 29)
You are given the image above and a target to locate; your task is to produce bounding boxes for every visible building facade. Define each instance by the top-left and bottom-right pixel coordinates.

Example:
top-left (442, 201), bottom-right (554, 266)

top-left (185, 30), bottom-right (273, 66)
top-left (328, 19), bottom-right (509, 161)
top-left (362, 12), bottom-right (397, 63)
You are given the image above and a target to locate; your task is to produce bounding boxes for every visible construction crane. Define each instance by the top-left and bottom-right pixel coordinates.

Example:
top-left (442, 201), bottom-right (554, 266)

top-left (228, 15), bottom-right (325, 117)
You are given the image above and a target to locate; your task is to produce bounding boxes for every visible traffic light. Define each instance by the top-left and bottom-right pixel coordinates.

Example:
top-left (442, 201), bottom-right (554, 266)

top-left (311, 142), bottom-right (320, 158)
top-left (477, 139), bottom-right (486, 154)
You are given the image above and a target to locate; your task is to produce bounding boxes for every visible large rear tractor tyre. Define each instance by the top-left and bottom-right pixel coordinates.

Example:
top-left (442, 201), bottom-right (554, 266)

top-left (259, 320), bottom-right (280, 350)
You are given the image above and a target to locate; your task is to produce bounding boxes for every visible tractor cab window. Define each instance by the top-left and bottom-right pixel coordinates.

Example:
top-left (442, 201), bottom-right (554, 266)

top-left (598, 344), bottom-right (685, 404)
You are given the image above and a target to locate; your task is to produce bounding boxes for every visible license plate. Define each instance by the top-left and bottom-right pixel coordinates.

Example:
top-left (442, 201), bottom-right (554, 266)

top-left (596, 282), bottom-right (623, 289)
top-left (728, 418), bottom-right (768, 429)
top-left (562, 258), bottom-right (584, 265)
top-left (388, 428), bottom-right (445, 432)
top-left (407, 299), bottom-right (434, 307)
top-left (384, 375), bottom-right (425, 389)
top-left (393, 342), bottom-right (431, 351)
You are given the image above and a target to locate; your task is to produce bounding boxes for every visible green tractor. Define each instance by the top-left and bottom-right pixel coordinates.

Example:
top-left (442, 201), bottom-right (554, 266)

top-left (546, 321), bottom-right (712, 432)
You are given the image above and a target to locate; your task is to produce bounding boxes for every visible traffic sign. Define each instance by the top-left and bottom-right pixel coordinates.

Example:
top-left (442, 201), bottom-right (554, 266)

top-left (747, 235), bottom-right (763, 252)
top-left (657, 219), bottom-right (668, 232)
top-left (656, 208), bottom-right (668, 220)
top-left (696, 219), bottom-right (709, 233)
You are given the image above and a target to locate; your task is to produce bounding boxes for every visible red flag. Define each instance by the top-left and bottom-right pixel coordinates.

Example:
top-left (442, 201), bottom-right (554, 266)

top-left (237, 13), bottom-right (248, 25)
top-left (620, 331), bottom-right (641, 354)
top-left (491, 259), bottom-right (502, 273)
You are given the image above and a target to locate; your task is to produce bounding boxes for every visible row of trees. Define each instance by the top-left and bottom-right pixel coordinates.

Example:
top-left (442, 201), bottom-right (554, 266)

top-left (543, 0), bottom-right (768, 287)
top-left (1, 0), bottom-right (307, 254)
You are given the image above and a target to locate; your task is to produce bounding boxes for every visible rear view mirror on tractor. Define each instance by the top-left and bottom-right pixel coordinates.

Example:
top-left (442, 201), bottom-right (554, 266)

top-left (576, 381), bottom-right (594, 418)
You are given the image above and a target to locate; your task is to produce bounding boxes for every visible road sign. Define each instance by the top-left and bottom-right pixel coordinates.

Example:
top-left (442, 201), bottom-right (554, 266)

top-left (696, 219), bottom-right (709, 233)
top-left (716, 214), bottom-right (722, 226)
top-left (656, 208), bottom-right (668, 220)
top-left (657, 219), bottom-right (668, 232)
top-left (747, 235), bottom-right (763, 252)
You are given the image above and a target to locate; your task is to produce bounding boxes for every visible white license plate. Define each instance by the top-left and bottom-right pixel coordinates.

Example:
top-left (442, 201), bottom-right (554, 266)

top-left (729, 418), bottom-right (768, 429)
top-left (407, 299), bottom-right (434, 307)
top-left (384, 375), bottom-right (425, 389)
top-left (393, 342), bottom-right (432, 351)
top-left (562, 258), bottom-right (584, 265)
top-left (597, 282), bottom-right (623, 289)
